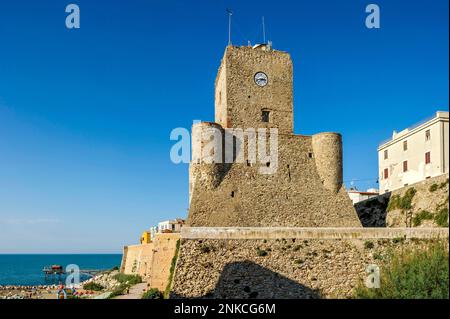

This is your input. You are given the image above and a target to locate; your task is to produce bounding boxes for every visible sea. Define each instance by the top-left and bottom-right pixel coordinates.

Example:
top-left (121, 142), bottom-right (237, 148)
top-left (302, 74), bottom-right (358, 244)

top-left (0, 254), bottom-right (122, 286)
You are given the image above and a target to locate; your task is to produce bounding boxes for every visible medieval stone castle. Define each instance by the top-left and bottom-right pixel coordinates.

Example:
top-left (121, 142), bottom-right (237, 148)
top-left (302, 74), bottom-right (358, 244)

top-left (188, 44), bottom-right (361, 227)
top-left (121, 44), bottom-right (448, 299)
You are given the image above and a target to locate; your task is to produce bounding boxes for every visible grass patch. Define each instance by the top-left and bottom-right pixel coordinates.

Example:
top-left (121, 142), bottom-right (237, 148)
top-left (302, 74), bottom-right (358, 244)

top-left (113, 273), bottom-right (142, 285)
top-left (373, 252), bottom-right (384, 260)
top-left (83, 282), bottom-right (104, 291)
top-left (429, 184), bottom-right (439, 192)
top-left (434, 208), bottom-right (449, 227)
top-left (142, 288), bottom-right (163, 299)
top-left (387, 188), bottom-right (416, 212)
top-left (108, 284), bottom-right (129, 298)
top-left (354, 242), bottom-right (449, 299)
top-left (164, 239), bottom-right (180, 299)
top-left (412, 210), bottom-right (434, 227)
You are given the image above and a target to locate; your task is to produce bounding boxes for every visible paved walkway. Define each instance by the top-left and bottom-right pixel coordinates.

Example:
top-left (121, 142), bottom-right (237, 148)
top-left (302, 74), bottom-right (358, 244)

top-left (115, 283), bottom-right (148, 299)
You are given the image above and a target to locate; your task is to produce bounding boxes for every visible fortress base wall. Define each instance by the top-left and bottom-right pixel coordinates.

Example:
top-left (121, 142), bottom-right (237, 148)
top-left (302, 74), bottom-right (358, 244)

top-left (188, 134), bottom-right (360, 228)
top-left (121, 233), bottom-right (180, 291)
top-left (170, 227), bottom-right (448, 299)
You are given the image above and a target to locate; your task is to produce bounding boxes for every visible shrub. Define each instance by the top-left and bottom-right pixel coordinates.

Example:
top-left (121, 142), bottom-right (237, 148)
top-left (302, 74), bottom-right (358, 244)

top-left (373, 252), bottom-right (384, 260)
top-left (434, 208), bottom-right (449, 227)
top-left (412, 210), bottom-right (434, 227)
top-left (387, 195), bottom-right (400, 212)
top-left (113, 273), bottom-right (142, 285)
top-left (399, 188), bottom-right (416, 210)
top-left (256, 248), bottom-right (268, 257)
top-left (429, 184), bottom-right (439, 192)
top-left (83, 282), bottom-right (104, 291)
top-left (108, 284), bottom-right (128, 298)
top-left (142, 288), bottom-right (163, 299)
top-left (387, 188), bottom-right (416, 211)
top-left (354, 242), bottom-right (449, 299)
top-left (392, 236), bottom-right (405, 244)
top-left (364, 241), bottom-right (374, 249)
top-left (164, 239), bottom-right (180, 298)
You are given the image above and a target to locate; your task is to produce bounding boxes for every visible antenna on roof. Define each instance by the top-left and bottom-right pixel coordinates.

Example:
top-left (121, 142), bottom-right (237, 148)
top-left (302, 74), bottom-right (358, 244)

top-left (226, 9), bottom-right (233, 46)
top-left (262, 16), bottom-right (266, 44)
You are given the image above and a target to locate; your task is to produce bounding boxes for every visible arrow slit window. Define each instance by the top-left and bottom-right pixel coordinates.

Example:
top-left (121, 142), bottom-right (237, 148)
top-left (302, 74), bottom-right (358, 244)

top-left (262, 110), bottom-right (270, 123)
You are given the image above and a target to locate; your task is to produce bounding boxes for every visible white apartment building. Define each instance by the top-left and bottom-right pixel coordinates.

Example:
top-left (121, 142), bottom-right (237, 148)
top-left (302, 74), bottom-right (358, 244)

top-left (347, 188), bottom-right (379, 204)
top-left (157, 218), bottom-right (185, 233)
top-left (378, 111), bottom-right (449, 194)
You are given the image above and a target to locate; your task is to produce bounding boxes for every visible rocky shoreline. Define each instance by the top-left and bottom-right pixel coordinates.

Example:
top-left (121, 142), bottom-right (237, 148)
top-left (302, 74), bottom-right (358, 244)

top-left (0, 270), bottom-right (122, 299)
top-left (0, 284), bottom-right (59, 299)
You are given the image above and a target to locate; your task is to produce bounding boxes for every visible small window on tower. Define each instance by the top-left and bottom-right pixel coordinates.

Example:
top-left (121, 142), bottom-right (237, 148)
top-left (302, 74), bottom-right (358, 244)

top-left (262, 110), bottom-right (270, 123)
top-left (425, 130), bottom-right (431, 141)
top-left (403, 140), bottom-right (408, 151)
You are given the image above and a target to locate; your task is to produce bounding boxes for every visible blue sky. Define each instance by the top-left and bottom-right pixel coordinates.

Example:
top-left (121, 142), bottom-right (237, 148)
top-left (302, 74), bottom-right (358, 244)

top-left (0, 0), bottom-right (448, 253)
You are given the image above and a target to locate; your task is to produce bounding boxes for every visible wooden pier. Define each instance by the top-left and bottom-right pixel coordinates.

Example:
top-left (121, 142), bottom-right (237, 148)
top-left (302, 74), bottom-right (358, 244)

top-left (42, 265), bottom-right (104, 278)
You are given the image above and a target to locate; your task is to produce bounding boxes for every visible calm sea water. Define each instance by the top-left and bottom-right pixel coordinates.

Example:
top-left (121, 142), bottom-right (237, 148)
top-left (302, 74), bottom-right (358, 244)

top-left (0, 254), bottom-right (122, 286)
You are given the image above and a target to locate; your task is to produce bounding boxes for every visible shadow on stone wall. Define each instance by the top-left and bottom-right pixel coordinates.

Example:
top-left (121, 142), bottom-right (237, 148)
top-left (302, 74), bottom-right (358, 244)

top-left (355, 192), bottom-right (391, 227)
top-left (171, 261), bottom-right (321, 299)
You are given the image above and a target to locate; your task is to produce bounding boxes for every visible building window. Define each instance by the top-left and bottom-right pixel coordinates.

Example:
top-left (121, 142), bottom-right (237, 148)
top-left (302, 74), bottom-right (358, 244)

top-left (425, 129), bottom-right (431, 141)
top-left (262, 110), bottom-right (270, 123)
top-left (425, 152), bottom-right (431, 164)
top-left (384, 168), bottom-right (389, 179)
top-left (403, 161), bottom-right (408, 172)
top-left (403, 140), bottom-right (408, 151)
top-left (384, 149), bottom-right (388, 160)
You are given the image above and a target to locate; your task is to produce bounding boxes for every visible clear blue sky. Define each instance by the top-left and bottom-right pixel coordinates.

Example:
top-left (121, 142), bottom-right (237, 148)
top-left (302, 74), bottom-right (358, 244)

top-left (0, 0), bottom-right (448, 253)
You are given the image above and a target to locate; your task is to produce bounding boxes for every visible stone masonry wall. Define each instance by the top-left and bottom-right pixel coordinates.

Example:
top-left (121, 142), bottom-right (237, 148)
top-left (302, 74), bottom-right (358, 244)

top-left (171, 236), bottom-right (448, 299)
top-left (121, 233), bottom-right (180, 291)
top-left (217, 46), bottom-right (294, 134)
top-left (188, 134), bottom-right (360, 227)
top-left (356, 174), bottom-right (449, 227)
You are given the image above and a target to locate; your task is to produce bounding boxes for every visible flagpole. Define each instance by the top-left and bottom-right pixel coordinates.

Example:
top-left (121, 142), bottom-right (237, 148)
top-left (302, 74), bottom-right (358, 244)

top-left (227, 9), bottom-right (233, 46)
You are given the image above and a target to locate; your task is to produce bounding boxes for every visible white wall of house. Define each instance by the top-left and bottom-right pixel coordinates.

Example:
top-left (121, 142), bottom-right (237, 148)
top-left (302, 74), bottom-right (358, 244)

top-left (348, 191), bottom-right (379, 204)
top-left (378, 111), bottom-right (449, 194)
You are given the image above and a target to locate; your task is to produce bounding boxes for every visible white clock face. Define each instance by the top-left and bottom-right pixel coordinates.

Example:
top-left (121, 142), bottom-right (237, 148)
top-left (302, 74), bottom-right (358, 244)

top-left (254, 72), bottom-right (268, 87)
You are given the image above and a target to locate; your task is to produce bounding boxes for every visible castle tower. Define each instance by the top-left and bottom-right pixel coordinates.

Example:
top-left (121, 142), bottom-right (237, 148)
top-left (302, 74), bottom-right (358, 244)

top-left (187, 45), bottom-right (361, 228)
top-left (215, 45), bottom-right (294, 134)
top-left (312, 132), bottom-right (344, 193)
